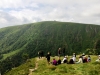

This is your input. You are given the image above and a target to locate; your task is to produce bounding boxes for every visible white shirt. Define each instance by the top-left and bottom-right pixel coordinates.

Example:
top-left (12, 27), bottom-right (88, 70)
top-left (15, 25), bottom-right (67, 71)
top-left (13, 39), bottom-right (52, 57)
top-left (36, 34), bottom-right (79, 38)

top-left (62, 57), bottom-right (67, 63)
top-left (72, 56), bottom-right (76, 62)
top-left (77, 58), bottom-right (83, 63)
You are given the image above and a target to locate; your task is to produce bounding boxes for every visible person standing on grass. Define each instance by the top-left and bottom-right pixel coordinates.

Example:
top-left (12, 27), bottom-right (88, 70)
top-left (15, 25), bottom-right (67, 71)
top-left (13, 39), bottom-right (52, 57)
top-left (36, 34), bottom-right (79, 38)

top-left (41, 50), bottom-right (44, 58)
top-left (58, 48), bottom-right (61, 57)
top-left (38, 51), bottom-right (41, 59)
top-left (46, 52), bottom-right (51, 64)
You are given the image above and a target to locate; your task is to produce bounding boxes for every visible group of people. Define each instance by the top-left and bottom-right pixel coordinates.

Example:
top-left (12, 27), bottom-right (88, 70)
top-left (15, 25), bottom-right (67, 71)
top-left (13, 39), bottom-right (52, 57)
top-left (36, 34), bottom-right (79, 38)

top-left (38, 48), bottom-right (100, 66)
top-left (45, 52), bottom-right (92, 66)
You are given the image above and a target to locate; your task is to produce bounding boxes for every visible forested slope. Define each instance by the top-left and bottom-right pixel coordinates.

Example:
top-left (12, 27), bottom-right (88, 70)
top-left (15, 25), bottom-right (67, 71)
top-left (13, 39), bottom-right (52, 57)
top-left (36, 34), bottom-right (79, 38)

top-left (0, 21), bottom-right (100, 74)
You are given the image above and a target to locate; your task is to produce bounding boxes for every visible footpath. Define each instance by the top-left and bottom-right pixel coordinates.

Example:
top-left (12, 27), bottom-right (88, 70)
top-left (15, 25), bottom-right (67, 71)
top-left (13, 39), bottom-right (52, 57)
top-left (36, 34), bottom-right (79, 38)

top-left (28, 57), bottom-right (43, 75)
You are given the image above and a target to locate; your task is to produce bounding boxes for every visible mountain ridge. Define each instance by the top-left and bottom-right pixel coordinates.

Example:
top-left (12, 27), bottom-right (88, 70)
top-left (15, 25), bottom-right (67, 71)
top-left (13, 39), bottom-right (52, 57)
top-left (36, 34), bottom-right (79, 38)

top-left (0, 21), bottom-right (100, 74)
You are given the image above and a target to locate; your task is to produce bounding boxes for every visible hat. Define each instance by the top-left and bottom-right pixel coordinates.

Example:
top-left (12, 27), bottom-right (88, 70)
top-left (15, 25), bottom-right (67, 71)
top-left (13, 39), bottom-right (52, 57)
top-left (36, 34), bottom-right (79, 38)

top-left (83, 53), bottom-right (85, 55)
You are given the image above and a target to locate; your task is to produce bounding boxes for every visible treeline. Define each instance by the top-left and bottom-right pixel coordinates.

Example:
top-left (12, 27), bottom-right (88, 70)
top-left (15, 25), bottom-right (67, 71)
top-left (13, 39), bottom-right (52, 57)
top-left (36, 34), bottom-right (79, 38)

top-left (0, 51), bottom-right (29, 75)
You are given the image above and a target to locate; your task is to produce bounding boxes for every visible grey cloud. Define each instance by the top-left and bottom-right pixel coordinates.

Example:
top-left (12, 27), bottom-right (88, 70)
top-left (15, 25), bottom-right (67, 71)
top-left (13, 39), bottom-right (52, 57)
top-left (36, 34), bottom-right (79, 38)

top-left (0, 0), bottom-right (100, 28)
top-left (0, 11), bottom-right (23, 28)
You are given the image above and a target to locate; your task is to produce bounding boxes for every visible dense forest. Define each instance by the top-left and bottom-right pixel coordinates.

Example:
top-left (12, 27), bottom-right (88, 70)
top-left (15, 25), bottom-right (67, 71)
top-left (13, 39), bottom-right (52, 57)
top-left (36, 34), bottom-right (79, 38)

top-left (0, 21), bottom-right (100, 74)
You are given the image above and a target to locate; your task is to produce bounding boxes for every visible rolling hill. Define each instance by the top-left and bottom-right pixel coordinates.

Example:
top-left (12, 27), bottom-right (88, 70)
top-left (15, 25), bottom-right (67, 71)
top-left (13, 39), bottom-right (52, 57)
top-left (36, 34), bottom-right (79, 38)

top-left (0, 21), bottom-right (100, 74)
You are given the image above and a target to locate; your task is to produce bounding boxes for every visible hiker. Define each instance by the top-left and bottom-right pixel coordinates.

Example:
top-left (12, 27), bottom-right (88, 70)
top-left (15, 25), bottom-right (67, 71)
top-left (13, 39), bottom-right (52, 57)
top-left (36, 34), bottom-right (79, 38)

top-left (83, 56), bottom-right (88, 63)
top-left (38, 51), bottom-right (41, 59)
top-left (96, 55), bottom-right (100, 61)
top-left (87, 55), bottom-right (91, 62)
top-left (52, 58), bottom-right (57, 66)
top-left (76, 56), bottom-right (83, 64)
top-left (38, 50), bottom-right (44, 59)
top-left (58, 48), bottom-right (61, 57)
top-left (41, 50), bottom-right (44, 58)
top-left (57, 57), bottom-right (61, 65)
top-left (69, 58), bottom-right (75, 64)
top-left (46, 52), bottom-right (51, 64)
top-left (61, 56), bottom-right (68, 63)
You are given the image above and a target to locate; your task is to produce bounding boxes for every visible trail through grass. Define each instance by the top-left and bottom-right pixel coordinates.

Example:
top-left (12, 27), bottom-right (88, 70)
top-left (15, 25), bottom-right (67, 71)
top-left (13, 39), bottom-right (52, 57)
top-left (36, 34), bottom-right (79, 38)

top-left (5, 55), bottom-right (100, 75)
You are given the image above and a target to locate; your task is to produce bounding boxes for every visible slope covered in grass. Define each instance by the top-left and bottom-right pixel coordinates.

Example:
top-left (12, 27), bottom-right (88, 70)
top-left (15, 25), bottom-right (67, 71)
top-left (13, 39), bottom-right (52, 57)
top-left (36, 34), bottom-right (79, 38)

top-left (5, 55), bottom-right (100, 75)
top-left (0, 21), bottom-right (100, 59)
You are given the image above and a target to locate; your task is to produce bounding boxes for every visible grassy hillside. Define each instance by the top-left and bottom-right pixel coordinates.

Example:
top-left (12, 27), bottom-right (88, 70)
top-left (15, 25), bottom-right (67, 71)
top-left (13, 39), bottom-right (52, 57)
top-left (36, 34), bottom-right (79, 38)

top-left (0, 21), bottom-right (100, 74)
top-left (5, 55), bottom-right (100, 75)
top-left (0, 21), bottom-right (100, 56)
top-left (0, 21), bottom-right (100, 57)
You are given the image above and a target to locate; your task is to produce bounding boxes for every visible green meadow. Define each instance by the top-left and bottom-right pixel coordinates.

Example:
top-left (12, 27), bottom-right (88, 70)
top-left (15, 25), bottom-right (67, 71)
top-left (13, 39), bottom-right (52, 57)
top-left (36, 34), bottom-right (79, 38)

top-left (5, 55), bottom-right (100, 75)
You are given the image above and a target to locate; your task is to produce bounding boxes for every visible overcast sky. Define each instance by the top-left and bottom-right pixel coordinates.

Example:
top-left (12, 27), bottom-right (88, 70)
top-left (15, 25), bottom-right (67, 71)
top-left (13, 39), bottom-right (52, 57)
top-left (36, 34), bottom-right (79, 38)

top-left (0, 0), bottom-right (100, 28)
